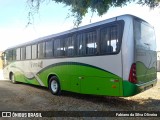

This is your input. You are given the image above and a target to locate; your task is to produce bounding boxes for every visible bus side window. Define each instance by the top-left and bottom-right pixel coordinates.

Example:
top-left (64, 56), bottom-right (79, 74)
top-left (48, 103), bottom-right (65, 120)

top-left (65, 36), bottom-right (74, 56)
top-left (100, 25), bottom-right (119, 54)
top-left (16, 48), bottom-right (21, 60)
top-left (32, 44), bottom-right (37, 59)
top-left (107, 45), bottom-right (113, 53)
top-left (46, 40), bottom-right (53, 58)
top-left (110, 26), bottom-right (118, 52)
top-left (38, 42), bottom-right (45, 59)
top-left (54, 39), bottom-right (64, 57)
top-left (26, 46), bottom-right (31, 59)
top-left (12, 49), bottom-right (16, 61)
top-left (77, 33), bottom-right (86, 56)
top-left (100, 27), bottom-right (110, 54)
top-left (86, 31), bottom-right (97, 55)
top-left (21, 47), bottom-right (26, 60)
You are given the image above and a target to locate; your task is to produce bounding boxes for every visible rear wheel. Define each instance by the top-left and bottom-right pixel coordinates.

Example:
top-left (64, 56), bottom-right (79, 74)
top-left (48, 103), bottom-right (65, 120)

top-left (10, 73), bottom-right (17, 84)
top-left (49, 76), bottom-right (61, 95)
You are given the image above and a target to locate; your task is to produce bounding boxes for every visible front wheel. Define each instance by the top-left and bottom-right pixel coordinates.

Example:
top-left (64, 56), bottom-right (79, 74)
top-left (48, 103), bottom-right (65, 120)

top-left (49, 76), bottom-right (61, 95)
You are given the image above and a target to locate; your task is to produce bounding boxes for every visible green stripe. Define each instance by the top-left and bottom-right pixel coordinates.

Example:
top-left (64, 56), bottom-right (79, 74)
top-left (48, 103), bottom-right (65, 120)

top-left (12, 62), bottom-right (124, 96)
top-left (9, 61), bottom-right (157, 97)
top-left (14, 71), bottom-right (40, 85)
top-left (136, 61), bottom-right (156, 83)
top-left (37, 62), bottom-right (119, 77)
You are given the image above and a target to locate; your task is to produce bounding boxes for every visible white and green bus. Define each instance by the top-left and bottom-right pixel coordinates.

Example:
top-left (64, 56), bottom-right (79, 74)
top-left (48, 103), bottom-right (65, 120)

top-left (3, 14), bottom-right (157, 97)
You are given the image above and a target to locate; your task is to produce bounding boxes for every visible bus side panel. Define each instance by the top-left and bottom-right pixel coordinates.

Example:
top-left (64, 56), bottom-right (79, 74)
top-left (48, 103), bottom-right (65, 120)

top-left (38, 61), bottom-right (123, 96)
top-left (71, 64), bottom-right (122, 96)
top-left (122, 17), bottom-right (157, 97)
top-left (118, 16), bottom-right (136, 96)
top-left (119, 16), bottom-right (134, 82)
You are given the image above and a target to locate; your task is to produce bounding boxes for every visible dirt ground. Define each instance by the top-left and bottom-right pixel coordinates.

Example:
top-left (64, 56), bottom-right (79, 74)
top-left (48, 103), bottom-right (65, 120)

top-left (0, 73), bottom-right (160, 119)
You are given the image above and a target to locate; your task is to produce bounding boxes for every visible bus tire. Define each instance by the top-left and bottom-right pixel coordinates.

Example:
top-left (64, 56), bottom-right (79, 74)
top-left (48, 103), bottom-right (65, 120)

top-left (49, 76), bottom-right (61, 95)
top-left (10, 73), bottom-right (17, 84)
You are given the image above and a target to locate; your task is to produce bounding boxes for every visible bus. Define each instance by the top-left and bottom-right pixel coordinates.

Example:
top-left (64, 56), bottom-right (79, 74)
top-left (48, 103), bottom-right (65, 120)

top-left (2, 14), bottom-right (157, 97)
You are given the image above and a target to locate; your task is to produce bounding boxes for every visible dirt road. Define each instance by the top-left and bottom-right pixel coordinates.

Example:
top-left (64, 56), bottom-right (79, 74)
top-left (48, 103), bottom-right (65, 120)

top-left (0, 73), bottom-right (160, 119)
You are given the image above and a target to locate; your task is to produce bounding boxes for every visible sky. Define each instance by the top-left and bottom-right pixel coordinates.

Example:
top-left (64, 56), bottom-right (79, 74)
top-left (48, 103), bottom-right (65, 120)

top-left (0, 0), bottom-right (160, 51)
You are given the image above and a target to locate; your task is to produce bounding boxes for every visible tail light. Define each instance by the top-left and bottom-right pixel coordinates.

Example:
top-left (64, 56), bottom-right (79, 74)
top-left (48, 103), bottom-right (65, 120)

top-left (129, 63), bottom-right (137, 84)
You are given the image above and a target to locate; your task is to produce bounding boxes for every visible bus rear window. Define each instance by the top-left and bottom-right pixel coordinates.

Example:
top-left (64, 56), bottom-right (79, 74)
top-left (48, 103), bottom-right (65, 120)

top-left (134, 19), bottom-right (156, 51)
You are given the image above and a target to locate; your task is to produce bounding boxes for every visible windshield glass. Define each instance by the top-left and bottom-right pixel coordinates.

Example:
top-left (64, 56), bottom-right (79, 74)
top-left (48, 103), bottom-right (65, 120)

top-left (134, 19), bottom-right (156, 51)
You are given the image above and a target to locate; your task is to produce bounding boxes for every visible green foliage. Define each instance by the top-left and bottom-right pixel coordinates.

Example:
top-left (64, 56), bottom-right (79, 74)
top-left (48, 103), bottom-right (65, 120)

top-left (138, 0), bottom-right (160, 8)
top-left (28, 0), bottom-right (160, 26)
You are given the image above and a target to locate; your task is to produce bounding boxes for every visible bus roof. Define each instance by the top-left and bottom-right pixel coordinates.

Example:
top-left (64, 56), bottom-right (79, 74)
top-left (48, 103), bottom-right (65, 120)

top-left (6, 14), bottom-right (148, 50)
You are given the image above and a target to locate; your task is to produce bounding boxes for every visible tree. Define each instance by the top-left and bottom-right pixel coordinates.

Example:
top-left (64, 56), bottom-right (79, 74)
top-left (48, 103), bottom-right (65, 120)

top-left (27, 0), bottom-right (160, 26)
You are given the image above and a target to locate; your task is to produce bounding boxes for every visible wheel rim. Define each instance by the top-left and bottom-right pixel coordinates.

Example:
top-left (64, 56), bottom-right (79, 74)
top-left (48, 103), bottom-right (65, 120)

top-left (51, 80), bottom-right (58, 93)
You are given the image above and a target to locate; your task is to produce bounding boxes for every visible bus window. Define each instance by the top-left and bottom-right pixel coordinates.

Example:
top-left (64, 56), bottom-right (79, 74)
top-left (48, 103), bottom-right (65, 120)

top-left (110, 26), bottom-right (118, 52)
top-left (13, 49), bottom-right (16, 61)
top-left (134, 20), bottom-right (156, 51)
top-left (65, 36), bottom-right (74, 56)
top-left (54, 39), bottom-right (64, 57)
top-left (21, 47), bottom-right (26, 60)
top-left (77, 33), bottom-right (86, 56)
top-left (86, 31), bottom-right (97, 55)
top-left (100, 27), bottom-right (110, 54)
top-left (16, 48), bottom-right (21, 60)
top-left (32, 44), bottom-right (37, 59)
top-left (26, 46), bottom-right (31, 59)
top-left (100, 26), bottom-right (119, 54)
top-left (46, 41), bottom-right (53, 58)
top-left (38, 42), bottom-right (45, 59)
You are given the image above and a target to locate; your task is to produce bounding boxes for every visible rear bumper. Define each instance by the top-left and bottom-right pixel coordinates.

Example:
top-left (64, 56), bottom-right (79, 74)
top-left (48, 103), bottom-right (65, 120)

top-left (123, 79), bottom-right (157, 97)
